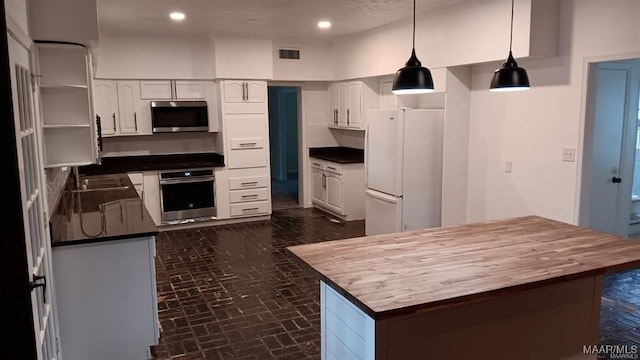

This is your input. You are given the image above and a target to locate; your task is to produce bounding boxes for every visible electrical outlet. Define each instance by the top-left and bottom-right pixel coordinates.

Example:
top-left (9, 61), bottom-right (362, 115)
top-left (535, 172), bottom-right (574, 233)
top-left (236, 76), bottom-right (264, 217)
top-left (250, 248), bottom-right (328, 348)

top-left (505, 161), bottom-right (512, 173)
top-left (562, 148), bottom-right (576, 162)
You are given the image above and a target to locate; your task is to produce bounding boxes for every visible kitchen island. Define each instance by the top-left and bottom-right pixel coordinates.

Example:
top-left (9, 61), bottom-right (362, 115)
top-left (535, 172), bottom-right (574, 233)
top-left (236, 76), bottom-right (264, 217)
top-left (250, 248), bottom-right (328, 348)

top-left (287, 216), bottom-right (640, 360)
top-left (50, 173), bottom-right (159, 360)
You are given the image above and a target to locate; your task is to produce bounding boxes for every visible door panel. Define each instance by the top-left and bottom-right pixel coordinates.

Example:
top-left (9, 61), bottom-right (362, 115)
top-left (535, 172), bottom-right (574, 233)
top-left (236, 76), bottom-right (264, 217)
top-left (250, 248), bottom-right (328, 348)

top-left (223, 81), bottom-right (246, 103)
top-left (588, 63), bottom-right (634, 235)
top-left (246, 81), bottom-right (266, 103)
top-left (312, 170), bottom-right (325, 205)
top-left (117, 81), bottom-right (138, 134)
top-left (10, 36), bottom-right (59, 360)
top-left (93, 80), bottom-right (118, 136)
top-left (337, 82), bottom-right (349, 126)
top-left (139, 80), bottom-right (172, 100)
top-left (174, 81), bottom-right (205, 99)
top-left (366, 110), bottom-right (403, 196)
top-left (348, 81), bottom-right (362, 128)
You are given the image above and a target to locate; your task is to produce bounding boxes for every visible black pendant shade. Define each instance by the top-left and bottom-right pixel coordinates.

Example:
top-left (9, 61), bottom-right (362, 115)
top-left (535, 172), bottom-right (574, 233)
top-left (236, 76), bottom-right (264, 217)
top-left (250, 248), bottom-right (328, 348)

top-left (490, 0), bottom-right (530, 92)
top-left (392, 0), bottom-right (434, 95)
top-left (489, 51), bottom-right (530, 91)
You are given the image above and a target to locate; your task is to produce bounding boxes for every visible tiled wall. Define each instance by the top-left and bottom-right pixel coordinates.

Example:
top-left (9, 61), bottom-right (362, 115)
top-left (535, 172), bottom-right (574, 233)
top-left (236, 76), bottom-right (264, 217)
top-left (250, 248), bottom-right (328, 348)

top-left (45, 166), bottom-right (71, 217)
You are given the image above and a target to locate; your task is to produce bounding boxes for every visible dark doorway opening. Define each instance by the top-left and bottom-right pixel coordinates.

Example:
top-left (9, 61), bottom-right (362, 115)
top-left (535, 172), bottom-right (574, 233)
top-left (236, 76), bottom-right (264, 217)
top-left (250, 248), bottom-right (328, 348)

top-left (268, 86), bottom-right (300, 210)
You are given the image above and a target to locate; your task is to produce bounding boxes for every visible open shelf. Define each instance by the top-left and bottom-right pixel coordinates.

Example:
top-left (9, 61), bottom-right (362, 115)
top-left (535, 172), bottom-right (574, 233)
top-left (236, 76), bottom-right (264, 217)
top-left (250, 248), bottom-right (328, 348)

top-left (37, 45), bottom-right (88, 87)
top-left (42, 127), bottom-right (94, 168)
top-left (40, 86), bottom-right (91, 126)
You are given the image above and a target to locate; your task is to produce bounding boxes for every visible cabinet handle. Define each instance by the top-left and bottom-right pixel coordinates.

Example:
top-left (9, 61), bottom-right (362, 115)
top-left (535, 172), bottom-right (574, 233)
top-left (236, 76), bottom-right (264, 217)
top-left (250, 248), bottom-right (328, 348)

top-left (241, 181), bottom-right (258, 186)
top-left (112, 113), bottom-right (116, 132)
top-left (322, 174), bottom-right (326, 188)
top-left (239, 142), bottom-right (257, 147)
top-left (241, 194), bottom-right (259, 198)
top-left (335, 110), bottom-right (339, 125)
top-left (334, 109), bottom-right (338, 125)
top-left (347, 109), bottom-right (350, 125)
top-left (133, 112), bottom-right (138, 131)
top-left (327, 166), bottom-right (337, 170)
top-left (172, 81), bottom-right (177, 99)
top-left (312, 162), bottom-right (321, 167)
top-left (242, 207), bottom-right (259, 212)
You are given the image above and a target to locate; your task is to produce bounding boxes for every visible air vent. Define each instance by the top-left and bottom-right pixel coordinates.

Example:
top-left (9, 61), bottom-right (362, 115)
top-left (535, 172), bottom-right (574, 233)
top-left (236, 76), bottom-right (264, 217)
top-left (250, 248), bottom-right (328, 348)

top-left (278, 48), bottom-right (301, 60)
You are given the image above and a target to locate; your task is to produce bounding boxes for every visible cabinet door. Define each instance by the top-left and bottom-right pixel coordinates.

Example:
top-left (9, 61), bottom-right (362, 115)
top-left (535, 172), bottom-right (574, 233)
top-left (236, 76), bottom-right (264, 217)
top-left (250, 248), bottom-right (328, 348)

top-left (337, 82), bottom-right (349, 126)
top-left (312, 170), bottom-right (326, 205)
top-left (328, 83), bottom-right (339, 126)
top-left (93, 80), bottom-right (118, 136)
top-left (174, 81), bottom-right (205, 99)
top-left (246, 81), bottom-right (266, 103)
top-left (117, 81), bottom-right (140, 135)
top-left (348, 81), bottom-right (363, 128)
top-left (326, 174), bottom-right (345, 215)
top-left (139, 81), bottom-right (172, 100)
top-left (223, 80), bottom-right (246, 103)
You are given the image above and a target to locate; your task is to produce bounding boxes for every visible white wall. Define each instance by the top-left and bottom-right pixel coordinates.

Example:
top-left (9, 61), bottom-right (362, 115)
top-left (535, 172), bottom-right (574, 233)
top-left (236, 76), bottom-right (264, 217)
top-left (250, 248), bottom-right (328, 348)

top-left (466, 0), bottom-right (640, 224)
top-left (329, 0), bottom-right (556, 80)
top-left (214, 37), bottom-right (273, 79)
top-left (94, 34), bottom-right (216, 79)
top-left (273, 40), bottom-right (333, 81)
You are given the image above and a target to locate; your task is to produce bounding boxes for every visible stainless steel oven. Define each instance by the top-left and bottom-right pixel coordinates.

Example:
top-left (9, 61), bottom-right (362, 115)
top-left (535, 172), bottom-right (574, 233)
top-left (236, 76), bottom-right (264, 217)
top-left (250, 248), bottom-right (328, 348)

top-left (159, 169), bottom-right (216, 223)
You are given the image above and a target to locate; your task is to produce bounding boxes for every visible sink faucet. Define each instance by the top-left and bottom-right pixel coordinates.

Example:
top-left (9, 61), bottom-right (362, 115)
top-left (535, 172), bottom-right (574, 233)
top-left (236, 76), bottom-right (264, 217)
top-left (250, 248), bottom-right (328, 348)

top-left (73, 166), bottom-right (81, 190)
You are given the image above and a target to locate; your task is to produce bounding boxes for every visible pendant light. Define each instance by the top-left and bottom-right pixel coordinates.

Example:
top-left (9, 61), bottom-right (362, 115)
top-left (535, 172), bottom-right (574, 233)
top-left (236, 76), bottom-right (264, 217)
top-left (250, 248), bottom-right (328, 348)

top-left (490, 0), bottom-right (530, 92)
top-left (392, 0), bottom-right (434, 95)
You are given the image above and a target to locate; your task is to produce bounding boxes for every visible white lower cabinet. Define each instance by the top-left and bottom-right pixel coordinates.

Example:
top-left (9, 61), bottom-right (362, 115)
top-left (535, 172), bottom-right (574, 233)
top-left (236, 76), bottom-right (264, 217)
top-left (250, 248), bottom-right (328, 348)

top-left (227, 169), bottom-right (271, 218)
top-left (53, 236), bottom-right (159, 360)
top-left (311, 159), bottom-right (365, 221)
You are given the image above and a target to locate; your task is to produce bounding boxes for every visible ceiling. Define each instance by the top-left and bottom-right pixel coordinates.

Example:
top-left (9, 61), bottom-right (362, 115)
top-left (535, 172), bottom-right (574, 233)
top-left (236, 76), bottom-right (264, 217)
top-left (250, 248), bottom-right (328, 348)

top-left (97, 0), bottom-right (472, 40)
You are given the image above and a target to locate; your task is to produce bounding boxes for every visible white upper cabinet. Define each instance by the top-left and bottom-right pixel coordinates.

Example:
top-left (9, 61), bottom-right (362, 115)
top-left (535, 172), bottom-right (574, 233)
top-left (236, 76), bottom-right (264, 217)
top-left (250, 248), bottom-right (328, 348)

top-left (222, 80), bottom-right (266, 104)
top-left (36, 42), bottom-right (98, 167)
top-left (140, 80), bottom-right (206, 100)
top-left (328, 79), bottom-right (379, 131)
top-left (93, 79), bottom-right (151, 136)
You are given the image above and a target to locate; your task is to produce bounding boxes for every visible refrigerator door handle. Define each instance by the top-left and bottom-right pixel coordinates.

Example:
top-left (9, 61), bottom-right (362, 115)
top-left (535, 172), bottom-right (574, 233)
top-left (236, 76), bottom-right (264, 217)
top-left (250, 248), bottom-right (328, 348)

top-left (365, 123), bottom-right (369, 186)
top-left (366, 189), bottom-right (398, 204)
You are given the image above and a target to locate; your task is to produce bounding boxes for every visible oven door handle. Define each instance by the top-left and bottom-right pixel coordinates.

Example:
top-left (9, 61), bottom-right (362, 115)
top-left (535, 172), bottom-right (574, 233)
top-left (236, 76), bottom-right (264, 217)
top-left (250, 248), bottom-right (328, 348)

top-left (159, 177), bottom-right (215, 185)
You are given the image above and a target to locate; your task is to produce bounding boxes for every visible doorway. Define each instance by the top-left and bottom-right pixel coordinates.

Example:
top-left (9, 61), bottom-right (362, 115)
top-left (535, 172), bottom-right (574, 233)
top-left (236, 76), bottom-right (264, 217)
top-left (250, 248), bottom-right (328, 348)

top-left (268, 86), bottom-right (300, 210)
top-left (579, 57), bottom-right (640, 236)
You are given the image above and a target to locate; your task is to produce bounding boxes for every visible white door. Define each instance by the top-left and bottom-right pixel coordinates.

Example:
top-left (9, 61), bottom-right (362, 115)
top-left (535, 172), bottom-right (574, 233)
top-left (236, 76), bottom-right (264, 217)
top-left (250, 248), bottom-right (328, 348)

top-left (10, 35), bottom-right (60, 360)
top-left (365, 189), bottom-right (403, 235)
top-left (139, 80), bottom-right (172, 100)
top-left (587, 62), bottom-right (638, 236)
top-left (365, 110), bottom-right (404, 196)
top-left (174, 81), bottom-right (206, 100)
top-left (93, 80), bottom-right (118, 136)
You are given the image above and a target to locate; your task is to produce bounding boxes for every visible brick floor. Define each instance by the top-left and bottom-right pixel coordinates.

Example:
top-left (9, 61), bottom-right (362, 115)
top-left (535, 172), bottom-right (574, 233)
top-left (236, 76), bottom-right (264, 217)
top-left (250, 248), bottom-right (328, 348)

top-left (150, 208), bottom-right (640, 359)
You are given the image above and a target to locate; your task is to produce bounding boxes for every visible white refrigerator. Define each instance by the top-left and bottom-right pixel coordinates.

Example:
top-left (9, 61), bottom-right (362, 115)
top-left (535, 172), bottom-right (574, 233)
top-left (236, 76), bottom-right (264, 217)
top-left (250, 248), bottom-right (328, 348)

top-left (365, 108), bottom-right (444, 235)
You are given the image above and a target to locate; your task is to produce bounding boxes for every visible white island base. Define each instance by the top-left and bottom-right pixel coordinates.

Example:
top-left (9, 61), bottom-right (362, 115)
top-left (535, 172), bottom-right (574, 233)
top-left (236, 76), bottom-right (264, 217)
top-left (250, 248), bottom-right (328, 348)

top-left (320, 278), bottom-right (602, 360)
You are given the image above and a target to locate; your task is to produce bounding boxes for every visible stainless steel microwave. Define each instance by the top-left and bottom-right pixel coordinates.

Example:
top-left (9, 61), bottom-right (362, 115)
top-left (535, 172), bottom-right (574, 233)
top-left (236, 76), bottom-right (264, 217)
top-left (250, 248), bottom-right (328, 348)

top-left (151, 100), bottom-right (209, 133)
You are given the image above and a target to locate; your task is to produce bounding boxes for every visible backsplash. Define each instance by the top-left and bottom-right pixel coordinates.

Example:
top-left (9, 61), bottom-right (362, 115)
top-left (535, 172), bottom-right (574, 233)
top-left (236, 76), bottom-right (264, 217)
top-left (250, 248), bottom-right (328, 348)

top-left (101, 132), bottom-right (218, 157)
top-left (45, 166), bottom-right (71, 217)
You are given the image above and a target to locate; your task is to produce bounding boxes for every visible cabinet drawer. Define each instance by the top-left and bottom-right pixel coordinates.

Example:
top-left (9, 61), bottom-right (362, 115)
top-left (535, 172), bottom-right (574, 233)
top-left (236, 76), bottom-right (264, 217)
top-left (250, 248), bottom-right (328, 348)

top-left (325, 162), bottom-right (343, 175)
top-left (230, 201), bottom-right (270, 217)
top-left (229, 175), bottom-right (269, 190)
top-left (310, 159), bottom-right (325, 170)
top-left (230, 137), bottom-right (264, 150)
top-left (229, 188), bottom-right (269, 203)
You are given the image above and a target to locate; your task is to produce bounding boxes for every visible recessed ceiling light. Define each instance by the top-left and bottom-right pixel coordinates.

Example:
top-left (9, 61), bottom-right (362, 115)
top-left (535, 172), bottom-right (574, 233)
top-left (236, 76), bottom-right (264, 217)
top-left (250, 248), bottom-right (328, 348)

top-left (317, 21), bottom-right (332, 29)
top-left (170, 12), bottom-right (186, 21)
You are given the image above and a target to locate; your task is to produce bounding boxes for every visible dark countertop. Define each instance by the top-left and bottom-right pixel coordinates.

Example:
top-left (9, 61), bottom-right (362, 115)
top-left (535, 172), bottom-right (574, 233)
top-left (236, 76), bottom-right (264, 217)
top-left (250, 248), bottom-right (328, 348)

top-left (79, 152), bottom-right (225, 176)
top-left (50, 173), bottom-right (158, 247)
top-left (309, 147), bottom-right (364, 164)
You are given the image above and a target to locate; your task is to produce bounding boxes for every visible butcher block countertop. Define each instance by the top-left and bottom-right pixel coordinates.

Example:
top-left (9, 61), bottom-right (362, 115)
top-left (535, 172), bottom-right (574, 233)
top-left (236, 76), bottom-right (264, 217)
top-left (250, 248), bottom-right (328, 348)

top-left (287, 215), bottom-right (640, 320)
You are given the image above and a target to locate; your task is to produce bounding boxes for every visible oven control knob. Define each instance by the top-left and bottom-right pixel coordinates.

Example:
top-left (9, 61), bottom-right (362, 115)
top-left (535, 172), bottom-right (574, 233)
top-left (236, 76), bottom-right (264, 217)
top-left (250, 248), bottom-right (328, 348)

top-left (189, 203), bottom-right (194, 208)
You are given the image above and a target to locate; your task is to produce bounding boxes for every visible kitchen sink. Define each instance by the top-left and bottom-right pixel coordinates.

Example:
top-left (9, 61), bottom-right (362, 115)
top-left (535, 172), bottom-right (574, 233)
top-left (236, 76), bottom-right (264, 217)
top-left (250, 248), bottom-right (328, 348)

top-left (74, 177), bottom-right (129, 192)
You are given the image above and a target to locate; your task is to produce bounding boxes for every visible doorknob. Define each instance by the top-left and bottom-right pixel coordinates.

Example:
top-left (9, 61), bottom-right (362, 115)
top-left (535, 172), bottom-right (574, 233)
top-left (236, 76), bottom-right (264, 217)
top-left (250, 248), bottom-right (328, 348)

top-left (612, 176), bottom-right (622, 183)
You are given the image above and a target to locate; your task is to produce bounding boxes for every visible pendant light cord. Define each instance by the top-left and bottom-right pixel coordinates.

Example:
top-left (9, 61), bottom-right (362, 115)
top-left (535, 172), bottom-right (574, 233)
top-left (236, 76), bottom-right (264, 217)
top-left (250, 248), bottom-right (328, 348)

top-left (509, 0), bottom-right (514, 52)
top-left (412, 0), bottom-right (416, 49)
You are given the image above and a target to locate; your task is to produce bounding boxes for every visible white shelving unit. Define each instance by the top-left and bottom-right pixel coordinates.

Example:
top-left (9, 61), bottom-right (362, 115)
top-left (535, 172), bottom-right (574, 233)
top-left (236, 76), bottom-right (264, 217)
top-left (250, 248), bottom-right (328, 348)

top-left (36, 42), bottom-right (98, 168)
